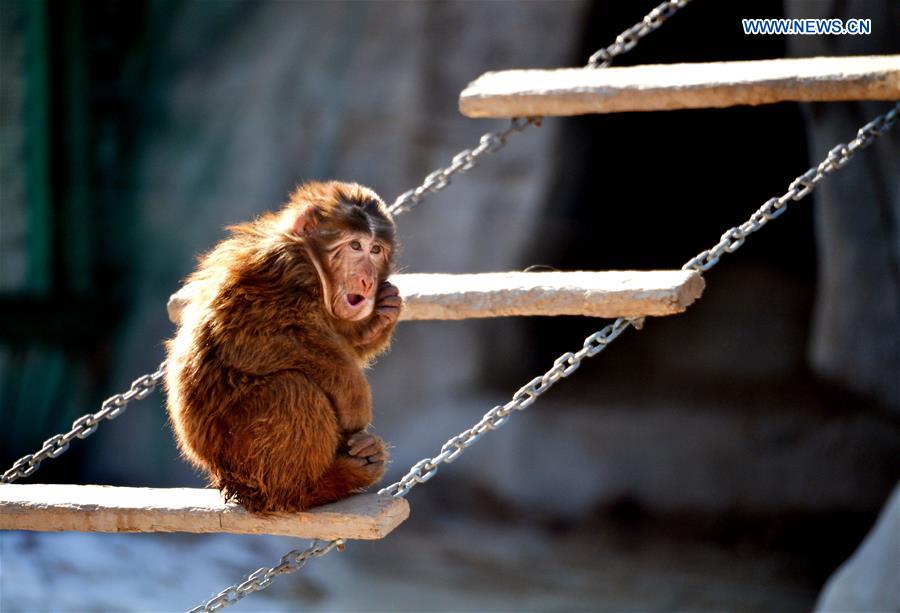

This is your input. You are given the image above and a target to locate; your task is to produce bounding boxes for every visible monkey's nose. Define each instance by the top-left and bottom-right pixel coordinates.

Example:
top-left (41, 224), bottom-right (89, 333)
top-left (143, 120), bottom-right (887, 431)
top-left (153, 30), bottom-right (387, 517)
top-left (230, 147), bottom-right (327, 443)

top-left (359, 276), bottom-right (373, 295)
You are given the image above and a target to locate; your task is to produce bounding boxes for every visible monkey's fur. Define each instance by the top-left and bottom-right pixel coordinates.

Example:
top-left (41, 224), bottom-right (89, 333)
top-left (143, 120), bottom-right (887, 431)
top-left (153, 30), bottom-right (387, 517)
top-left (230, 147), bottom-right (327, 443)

top-left (165, 182), bottom-right (400, 513)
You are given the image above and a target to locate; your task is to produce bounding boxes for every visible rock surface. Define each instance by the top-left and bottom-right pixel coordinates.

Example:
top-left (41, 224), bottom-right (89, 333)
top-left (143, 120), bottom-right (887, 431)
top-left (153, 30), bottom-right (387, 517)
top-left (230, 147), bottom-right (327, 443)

top-left (815, 483), bottom-right (900, 612)
top-left (0, 516), bottom-right (818, 612)
top-left (788, 1), bottom-right (900, 411)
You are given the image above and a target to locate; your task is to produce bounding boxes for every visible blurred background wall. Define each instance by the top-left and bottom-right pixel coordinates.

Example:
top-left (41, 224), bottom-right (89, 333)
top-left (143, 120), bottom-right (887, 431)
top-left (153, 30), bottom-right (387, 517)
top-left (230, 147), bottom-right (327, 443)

top-left (1, 0), bottom-right (898, 610)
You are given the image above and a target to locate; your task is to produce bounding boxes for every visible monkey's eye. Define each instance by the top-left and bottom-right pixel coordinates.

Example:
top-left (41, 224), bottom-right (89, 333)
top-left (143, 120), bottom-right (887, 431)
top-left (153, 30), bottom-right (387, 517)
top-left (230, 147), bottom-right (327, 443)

top-left (349, 240), bottom-right (362, 251)
top-left (371, 245), bottom-right (382, 255)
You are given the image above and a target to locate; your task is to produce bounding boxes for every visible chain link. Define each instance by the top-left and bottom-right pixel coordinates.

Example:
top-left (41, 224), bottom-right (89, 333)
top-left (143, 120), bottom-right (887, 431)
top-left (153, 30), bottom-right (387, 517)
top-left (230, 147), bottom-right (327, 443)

top-left (681, 102), bottom-right (899, 273)
top-left (388, 117), bottom-right (540, 216)
top-left (379, 318), bottom-right (631, 496)
top-left (191, 4), bottom-right (874, 611)
top-left (587, 0), bottom-right (693, 68)
top-left (1, 362), bottom-right (167, 483)
top-left (4, 3), bottom-right (879, 611)
top-left (379, 319), bottom-right (631, 498)
top-left (187, 539), bottom-right (344, 613)
top-left (388, 1), bottom-right (693, 217)
top-left (382, 102), bottom-right (899, 500)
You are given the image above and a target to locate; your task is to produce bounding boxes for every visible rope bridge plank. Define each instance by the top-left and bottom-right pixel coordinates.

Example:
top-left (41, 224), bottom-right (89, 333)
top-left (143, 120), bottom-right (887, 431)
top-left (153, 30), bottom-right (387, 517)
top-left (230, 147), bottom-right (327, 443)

top-left (0, 484), bottom-right (408, 540)
top-left (459, 55), bottom-right (900, 117)
top-left (168, 270), bottom-right (705, 324)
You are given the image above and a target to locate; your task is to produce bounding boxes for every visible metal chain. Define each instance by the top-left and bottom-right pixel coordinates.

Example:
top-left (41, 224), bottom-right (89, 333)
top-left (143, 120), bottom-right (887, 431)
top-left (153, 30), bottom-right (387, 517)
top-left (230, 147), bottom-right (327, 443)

top-left (3, 0), bottom-right (696, 488)
top-left (189, 98), bottom-right (898, 607)
top-left (188, 314), bottom-right (627, 611)
top-left (379, 319), bottom-right (633, 497)
top-left (682, 102), bottom-right (899, 273)
top-left (185, 4), bottom-right (756, 611)
top-left (1, 362), bottom-right (167, 483)
top-left (185, 539), bottom-right (344, 613)
top-left (588, 0), bottom-right (693, 68)
top-left (388, 117), bottom-right (539, 216)
top-left (382, 102), bottom-right (899, 499)
top-left (388, 0), bottom-right (694, 217)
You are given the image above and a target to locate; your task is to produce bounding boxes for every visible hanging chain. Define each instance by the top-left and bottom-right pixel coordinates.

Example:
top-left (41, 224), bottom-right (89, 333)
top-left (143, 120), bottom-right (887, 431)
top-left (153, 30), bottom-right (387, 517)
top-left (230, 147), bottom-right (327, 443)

top-left (198, 17), bottom-right (900, 613)
top-left (588, 0), bottom-right (693, 68)
top-left (1, 362), bottom-right (167, 483)
top-left (190, 99), bottom-right (899, 609)
top-left (7, 3), bottom-right (887, 612)
top-left (379, 320), bottom-right (632, 497)
top-left (2, 0), bottom-right (695, 489)
top-left (682, 102), bottom-right (899, 273)
top-left (388, 117), bottom-right (539, 216)
top-left (381, 101), bottom-right (899, 499)
top-left (388, 0), bottom-right (693, 217)
top-left (184, 539), bottom-right (344, 613)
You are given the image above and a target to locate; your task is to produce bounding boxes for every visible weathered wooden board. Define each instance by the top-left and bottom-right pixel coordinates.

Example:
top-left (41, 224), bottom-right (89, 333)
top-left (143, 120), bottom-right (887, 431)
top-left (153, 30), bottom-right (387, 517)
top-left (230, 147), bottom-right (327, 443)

top-left (0, 484), bottom-right (409, 540)
top-left (459, 55), bottom-right (900, 117)
top-left (167, 270), bottom-right (705, 324)
top-left (390, 270), bottom-right (704, 320)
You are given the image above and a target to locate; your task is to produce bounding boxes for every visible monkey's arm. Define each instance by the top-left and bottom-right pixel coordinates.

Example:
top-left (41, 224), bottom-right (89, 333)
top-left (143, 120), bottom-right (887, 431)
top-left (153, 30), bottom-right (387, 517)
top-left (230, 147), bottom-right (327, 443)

top-left (212, 369), bottom-right (384, 512)
top-left (346, 281), bottom-right (401, 363)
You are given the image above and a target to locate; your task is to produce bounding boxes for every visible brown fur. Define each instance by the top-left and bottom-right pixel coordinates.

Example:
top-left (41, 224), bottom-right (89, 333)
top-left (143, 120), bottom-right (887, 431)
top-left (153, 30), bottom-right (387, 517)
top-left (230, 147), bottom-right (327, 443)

top-left (165, 181), bottom-right (399, 512)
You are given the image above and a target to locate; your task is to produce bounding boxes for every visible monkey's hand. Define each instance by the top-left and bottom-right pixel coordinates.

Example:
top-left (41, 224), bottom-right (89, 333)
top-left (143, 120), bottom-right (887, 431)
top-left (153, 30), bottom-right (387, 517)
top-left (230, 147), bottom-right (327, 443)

top-left (354, 281), bottom-right (402, 349)
top-left (343, 430), bottom-right (389, 482)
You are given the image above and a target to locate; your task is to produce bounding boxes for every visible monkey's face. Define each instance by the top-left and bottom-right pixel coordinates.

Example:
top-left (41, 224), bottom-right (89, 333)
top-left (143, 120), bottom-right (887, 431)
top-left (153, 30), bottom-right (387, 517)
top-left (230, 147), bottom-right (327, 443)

top-left (286, 181), bottom-right (396, 323)
top-left (324, 231), bottom-right (390, 321)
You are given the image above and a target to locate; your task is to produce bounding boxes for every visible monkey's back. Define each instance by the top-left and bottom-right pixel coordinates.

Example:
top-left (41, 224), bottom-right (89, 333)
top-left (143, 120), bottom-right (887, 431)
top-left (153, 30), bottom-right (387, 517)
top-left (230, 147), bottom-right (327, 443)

top-left (164, 264), bottom-right (374, 511)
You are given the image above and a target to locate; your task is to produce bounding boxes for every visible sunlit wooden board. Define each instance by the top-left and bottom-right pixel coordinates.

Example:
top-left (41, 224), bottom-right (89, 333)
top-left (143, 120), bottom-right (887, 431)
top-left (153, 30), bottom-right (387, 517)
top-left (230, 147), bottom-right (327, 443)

top-left (167, 270), bottom-right (705, 323)
top-left (0, 484), bottom-right (409, 540)
top-left (459, 55), bottom-right (900, 116)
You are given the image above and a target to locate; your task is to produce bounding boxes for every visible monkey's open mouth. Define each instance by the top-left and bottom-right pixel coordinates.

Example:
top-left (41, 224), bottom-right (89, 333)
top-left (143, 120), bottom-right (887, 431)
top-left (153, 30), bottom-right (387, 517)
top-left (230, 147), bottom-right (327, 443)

top-left (346, 293), bottom-right (365, 307)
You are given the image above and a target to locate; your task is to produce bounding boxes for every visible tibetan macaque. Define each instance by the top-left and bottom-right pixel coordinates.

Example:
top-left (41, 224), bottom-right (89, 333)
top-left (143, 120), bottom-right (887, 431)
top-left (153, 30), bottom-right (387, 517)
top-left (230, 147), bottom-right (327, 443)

top-left (165, 181), bottom-right (401, 513)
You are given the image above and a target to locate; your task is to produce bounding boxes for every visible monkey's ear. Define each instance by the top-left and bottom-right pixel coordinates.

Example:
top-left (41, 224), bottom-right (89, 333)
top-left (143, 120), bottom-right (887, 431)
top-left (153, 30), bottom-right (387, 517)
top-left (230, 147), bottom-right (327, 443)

top-left (291, 204), bottom-right (318, 236)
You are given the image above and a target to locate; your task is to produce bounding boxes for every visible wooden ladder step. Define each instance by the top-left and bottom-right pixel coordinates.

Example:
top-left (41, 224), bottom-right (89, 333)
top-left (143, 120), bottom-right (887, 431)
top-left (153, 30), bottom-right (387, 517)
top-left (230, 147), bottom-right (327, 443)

top-left (459, 55), bottom-right (900, 117)
top-left (168, 270), bottom-right (705, 324)
top-left (0, 484), bottom-right (409, 540)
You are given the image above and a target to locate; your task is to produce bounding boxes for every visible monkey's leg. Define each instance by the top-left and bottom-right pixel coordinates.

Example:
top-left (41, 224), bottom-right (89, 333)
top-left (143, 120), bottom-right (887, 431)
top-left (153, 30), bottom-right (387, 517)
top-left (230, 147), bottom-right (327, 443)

top-left (302, 451), bottom-right (387, 509)
top-left (219, 370), bottom-right (357, 513)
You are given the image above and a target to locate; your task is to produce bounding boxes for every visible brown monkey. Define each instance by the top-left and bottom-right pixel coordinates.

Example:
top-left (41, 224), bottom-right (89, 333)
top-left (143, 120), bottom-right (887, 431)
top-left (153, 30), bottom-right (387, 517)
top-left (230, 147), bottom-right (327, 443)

top-left (165, 181), bottom-right (401, 513)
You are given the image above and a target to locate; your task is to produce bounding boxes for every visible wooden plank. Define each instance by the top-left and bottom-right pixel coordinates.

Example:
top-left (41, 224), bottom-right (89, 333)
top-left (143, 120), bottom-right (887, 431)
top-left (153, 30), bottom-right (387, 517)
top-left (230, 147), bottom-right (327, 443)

top-left (459, 55), bottom-right (900, 117)
top-left (391, 270), bottom-right (704, 319)
top-left (0, 484), bottom-right (409, 540)
top-left (167, 270), bottom-right (705, 324)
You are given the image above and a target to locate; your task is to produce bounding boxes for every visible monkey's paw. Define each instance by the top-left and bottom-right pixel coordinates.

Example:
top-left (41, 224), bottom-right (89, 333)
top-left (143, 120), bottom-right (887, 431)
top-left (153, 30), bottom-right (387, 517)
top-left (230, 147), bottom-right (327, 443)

top-left (341, 430), bottom-right (388, 485)
top-left (346, 430), bottom-right (388, 462)
top-left (374, 281), bottom-right (401, 323)
top-left (355, 282), bottom-right (401, 346)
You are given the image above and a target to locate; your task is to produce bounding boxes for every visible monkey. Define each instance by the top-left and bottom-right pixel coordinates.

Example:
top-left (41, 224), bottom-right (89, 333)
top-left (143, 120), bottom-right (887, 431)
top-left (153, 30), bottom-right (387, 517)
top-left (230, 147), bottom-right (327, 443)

top-left (164, 181), bottom-right (401, 513)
